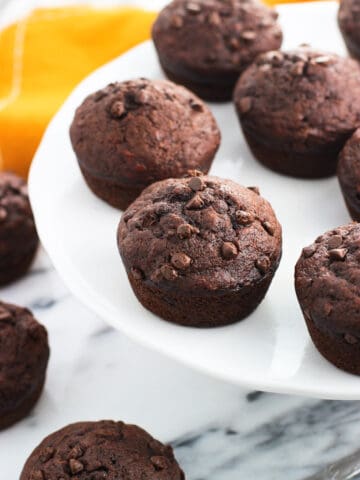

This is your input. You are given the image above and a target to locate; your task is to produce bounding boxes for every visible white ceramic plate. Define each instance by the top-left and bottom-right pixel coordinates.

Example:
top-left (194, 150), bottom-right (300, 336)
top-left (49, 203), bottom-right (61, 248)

top-left (29, 1), bottom-right (360, 399)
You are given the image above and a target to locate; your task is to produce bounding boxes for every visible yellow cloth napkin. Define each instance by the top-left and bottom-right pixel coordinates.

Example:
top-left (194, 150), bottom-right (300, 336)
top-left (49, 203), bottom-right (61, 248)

top-left (0, 7), bottom-right (157, 178)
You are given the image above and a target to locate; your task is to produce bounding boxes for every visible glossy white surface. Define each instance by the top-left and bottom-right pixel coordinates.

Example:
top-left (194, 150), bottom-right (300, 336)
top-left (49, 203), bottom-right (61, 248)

top-left (29, 2), bottom-right (360, 399)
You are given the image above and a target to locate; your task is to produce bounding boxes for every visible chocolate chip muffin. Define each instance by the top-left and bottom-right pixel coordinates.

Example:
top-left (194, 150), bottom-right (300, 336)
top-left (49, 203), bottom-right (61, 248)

top-left (0, 172), bottom-right (38, 285)
top-left (70, 78), bottom-right (221, 210)
top-left (20, 420), bottom-right (184, 480)
top-left (0, 302), bottom-right (49, 430)
top-left (339, 0), bottom-right (360, 60)
top-left (295, 223), bottom-right (360, 375)
top-left (118, 173), bottom-right (282, 328)
top-left (338, 129), bottom-right (360, 221)
top-left (234, 47), bottom-right (360, 178)
top-left (152, 0), bottom-right (282, 101)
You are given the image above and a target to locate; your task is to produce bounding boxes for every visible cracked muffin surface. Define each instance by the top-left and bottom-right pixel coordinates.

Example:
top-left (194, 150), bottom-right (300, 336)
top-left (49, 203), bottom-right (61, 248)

top-left (70, 78), bottom-right (220, 209)
top-left (234, 47), bottom-right (360, 178)
top-left (152, 0), bottom-right (282, 100)
top-left (117, 173), bottom-right (282, 327)
top-left (295, 223), bottom-right (360, 374)
top-left (20, 421), bottom-right (184, 480)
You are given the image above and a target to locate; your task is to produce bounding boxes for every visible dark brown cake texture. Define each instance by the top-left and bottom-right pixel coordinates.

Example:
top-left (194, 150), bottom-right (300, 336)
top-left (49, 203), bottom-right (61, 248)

top-left (234, 46), bottom-right (360, 179)
top-left (338, 0), bottom-right (360, 60)
top-left (0, 301), bottom-right (49, 430)
top-left (152, 0), bottom-right (282, 101)
top-left (20, 420), bottom-right (185, 480)
top-left (70, 78), bottom-right (221, 210)
top-left (117, 173), bottom-right (282, 328)
top-left (295, 223), bottom-right (360, 375)
top-left (338, 128), bottom-right (360, 221)
top-left (0, 172), bottom-right (38, 285)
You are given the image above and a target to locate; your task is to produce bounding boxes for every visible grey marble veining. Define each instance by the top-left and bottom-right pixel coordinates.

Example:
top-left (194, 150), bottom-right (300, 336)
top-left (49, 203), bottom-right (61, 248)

top-left (1, 250), bottom-right (360, 479)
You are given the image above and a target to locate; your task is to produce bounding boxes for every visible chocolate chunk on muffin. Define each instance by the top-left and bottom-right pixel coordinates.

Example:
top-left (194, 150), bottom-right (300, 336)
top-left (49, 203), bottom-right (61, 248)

top-left (339, 0), bottom-right (360, 60)
top-left (118, 173), bottom-right (282, 328)
top-left (295, 223), bottom-right (360, 375)
top-left (234, 47), bottom-right (360, 178)
top-left (0, 172), bottom-right (38, 285)
top-left (152, 0), bottom-right (282, 101)
top-left (338, 129), bottom-right (360, 221)
top-left (70, 78), bottom-right (221, 210)
top-left (0, 302), bottom-right (49, 430)
top-left (20, 420), bottom-right (184, 480)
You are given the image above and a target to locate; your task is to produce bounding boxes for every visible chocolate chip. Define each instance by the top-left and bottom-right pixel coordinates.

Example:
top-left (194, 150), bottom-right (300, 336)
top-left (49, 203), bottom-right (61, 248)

top-left (171, 252), bottom-right (191, 269)
top-left (110, 101), bottom-right (126, 118)
top-left (291, 62), bottom-right (305, 76)
top-left (0, 207), bottom-right (7, 222)
top-left (229, 37), bottom-right (240, 50)
top-left (235, 210), bottom-right (254, 225)
top-left (262, 221), bottom-right (275, 236)
top-left (248, 186), bottom-right (260, 195)
top-left (177, 223), bottom-right (198, 239)
top-left (303, 245), bottom-right (316, 258)
top-left (208, 11), bottom-right (221, 25)
top-left (69, 459), bottom-right (84, 475)
top-left (30, 471), bottom-right (44, 480)
top-left (160, 264), bottom-right (178, 281)
top-left (69, 446), bottom-right (83, 459)
top-left (188, 176), bottom-right (205, 192)
top-left (241, 30), bottom-right (256, 41)
top-left (327, 235), bottom-right (342, 249)
top-left (190, 100), bottom-right (203, 112)
top-left (186, 2), bottom-right (201, 13)
top-left (256, 256), bottom-right (271, 273)
top-left (344, 333), bottom-right (358, 345)
top-left (151, 456), bottom-right (168, 471)
top-left (171, 15), bottom-right (183, 28)
top-left (40, 447), bottom-right (55, 463)
top-left (221, 242), bottom-right (238, 260)
top-left (186, 194), bottom-right (204, 210)
top-left (238, 97), bottom-right (252, 114)
top-left (312, 55), bottom-right (333, 65)
top-left (329, 248), bottom-right (348, 261)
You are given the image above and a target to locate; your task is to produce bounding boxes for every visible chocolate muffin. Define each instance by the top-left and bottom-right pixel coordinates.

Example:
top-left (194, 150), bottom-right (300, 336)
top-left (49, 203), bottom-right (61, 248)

top-left (0, 172), bottom-right (38, 285)
top-left (152, 0), bottom-right (282, 101)
top-left (70, 78), bottom-right (221, 210)
top-left (118, 173), bottom-right (282, 328)
top-left (0, 302), bottom-right (49, 430)
top-left (338, 129), bottom-right (360, 221)
top-left (295, 223), bottom-right (360, 375)
top-left (234, 47), bottom-right (360, 178)
top-left (20, 420), bottom-right (184, 480)
top-left (339, 0), bottom-right (360, 60)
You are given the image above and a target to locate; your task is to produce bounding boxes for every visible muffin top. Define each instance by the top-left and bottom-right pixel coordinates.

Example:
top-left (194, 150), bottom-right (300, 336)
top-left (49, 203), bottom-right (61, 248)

top-left (152, 0), bottom-right (282, 74)
top-left (20, 421), bottom-right (184, 480)
top-left (295, 223), bottom-right (360, 338)
top-left (0, 302), bottom-right (49, 415)
top-left (339, 0), bottom-right (360, 43)
top-left (118, 174), bottom-right (282, 293)
top-left (70, 78), bottom-right (220, 186)
top-left (234, 47), bottom-right (360, 152)
top-left (0, 172), bottom-right (36, 236)
top-left (338, 129), bottom-right (360, 210)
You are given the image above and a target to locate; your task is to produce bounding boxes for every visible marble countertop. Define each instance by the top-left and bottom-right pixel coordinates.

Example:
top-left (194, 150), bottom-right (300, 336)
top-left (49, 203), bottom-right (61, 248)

top-left (1, 249), bottom-right (360, 479)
